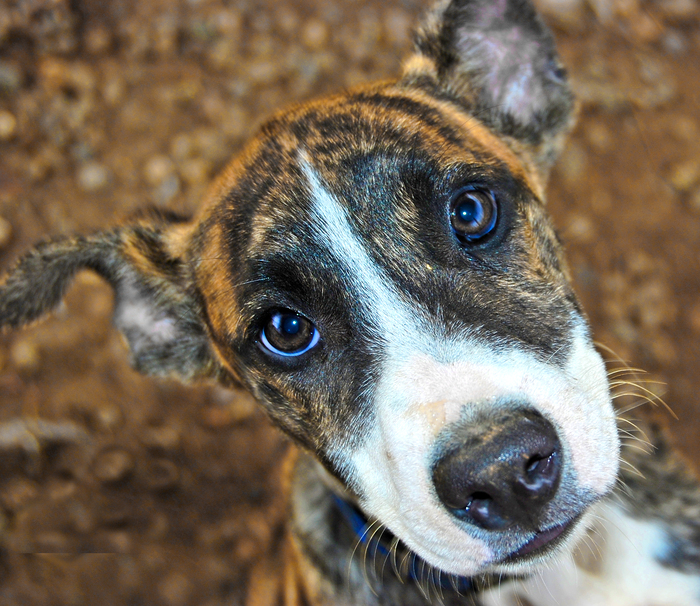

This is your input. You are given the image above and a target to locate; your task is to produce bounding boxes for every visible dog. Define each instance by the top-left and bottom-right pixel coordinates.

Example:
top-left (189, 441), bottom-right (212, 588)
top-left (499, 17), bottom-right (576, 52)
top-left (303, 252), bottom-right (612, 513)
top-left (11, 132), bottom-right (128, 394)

top-left (2, 0), bottom-right (700, 604)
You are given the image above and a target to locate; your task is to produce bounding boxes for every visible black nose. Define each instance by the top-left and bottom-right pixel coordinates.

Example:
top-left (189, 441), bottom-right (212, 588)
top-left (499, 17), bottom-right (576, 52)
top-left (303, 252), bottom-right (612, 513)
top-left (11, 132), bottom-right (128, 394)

top-left (432, 410), bottom-right (562, 531)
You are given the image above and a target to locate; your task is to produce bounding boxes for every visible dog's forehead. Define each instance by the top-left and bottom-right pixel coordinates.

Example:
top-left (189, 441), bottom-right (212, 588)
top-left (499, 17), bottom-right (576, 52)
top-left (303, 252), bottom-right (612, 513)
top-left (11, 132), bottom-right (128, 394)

top-left (202, 86), bottom-right (542, 258)
top-left (196, 85), bottom-right (567, 349)
top-left (203, 84), bottom-right (543, 215)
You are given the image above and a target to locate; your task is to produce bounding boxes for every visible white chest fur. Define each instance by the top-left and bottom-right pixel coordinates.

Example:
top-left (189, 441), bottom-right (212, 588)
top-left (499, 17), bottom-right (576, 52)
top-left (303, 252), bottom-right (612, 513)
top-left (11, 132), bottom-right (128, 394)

top-left (480, 502), bottom-right (700, 606)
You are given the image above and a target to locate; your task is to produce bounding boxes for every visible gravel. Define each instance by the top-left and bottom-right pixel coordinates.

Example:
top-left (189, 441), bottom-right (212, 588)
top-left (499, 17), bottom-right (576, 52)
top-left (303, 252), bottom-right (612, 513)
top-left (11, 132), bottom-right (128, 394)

top-left (0, 0), bottom-right (699, 603)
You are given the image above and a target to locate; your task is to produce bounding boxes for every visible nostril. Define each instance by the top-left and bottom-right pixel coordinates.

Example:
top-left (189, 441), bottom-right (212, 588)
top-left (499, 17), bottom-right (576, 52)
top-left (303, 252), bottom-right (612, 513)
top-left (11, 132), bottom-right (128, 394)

top-left (520, 450), bottom-right (560, 495)
top-left (448, 491), bottom-right (511, 531)
top-left (444, 489), bottom-right (489, 512)
top-left (467, 493), bottom-right (510, 530)
top-left (526, 453), bottom-right (549, 475)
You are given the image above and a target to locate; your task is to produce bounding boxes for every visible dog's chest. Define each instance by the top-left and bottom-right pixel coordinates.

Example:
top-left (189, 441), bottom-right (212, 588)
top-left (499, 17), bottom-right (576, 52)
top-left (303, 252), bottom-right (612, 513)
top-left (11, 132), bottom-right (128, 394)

top-left (479, 503), bottom-right (700, 606)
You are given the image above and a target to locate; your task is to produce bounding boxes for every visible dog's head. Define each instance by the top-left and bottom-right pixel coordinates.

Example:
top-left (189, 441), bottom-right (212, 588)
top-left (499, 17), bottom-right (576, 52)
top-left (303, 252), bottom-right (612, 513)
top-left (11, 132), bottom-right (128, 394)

top-left (0, 0), bottom-right (618, 578)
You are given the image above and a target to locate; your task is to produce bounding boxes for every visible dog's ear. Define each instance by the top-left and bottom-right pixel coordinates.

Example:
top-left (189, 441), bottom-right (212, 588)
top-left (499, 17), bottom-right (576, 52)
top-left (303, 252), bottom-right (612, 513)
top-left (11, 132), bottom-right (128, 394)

top-left (0, 210), bottom-right (224, 383)
top-left (404, 0), bottom-right (575, 172)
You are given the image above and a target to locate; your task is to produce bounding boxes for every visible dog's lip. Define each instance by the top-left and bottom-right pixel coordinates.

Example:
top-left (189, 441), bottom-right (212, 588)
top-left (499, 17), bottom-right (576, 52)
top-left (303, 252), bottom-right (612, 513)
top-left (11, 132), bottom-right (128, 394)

top-left (503, 515), bottom-right (579, 562)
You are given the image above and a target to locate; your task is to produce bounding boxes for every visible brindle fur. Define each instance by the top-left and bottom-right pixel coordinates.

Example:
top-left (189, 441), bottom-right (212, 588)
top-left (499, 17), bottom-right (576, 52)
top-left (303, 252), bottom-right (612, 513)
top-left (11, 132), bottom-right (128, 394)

top-left (2, 0), bottom-right (700, 605)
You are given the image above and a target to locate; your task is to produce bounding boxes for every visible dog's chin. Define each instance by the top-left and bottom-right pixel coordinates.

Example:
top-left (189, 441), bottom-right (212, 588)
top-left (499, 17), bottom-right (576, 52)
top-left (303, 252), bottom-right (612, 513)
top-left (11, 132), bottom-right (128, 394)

top-left (488, 512), bottom-right (589, 575)
top-left (406, 505), bottom-right (597, 579)
top-left (476, 507), bottom-right (597, 579)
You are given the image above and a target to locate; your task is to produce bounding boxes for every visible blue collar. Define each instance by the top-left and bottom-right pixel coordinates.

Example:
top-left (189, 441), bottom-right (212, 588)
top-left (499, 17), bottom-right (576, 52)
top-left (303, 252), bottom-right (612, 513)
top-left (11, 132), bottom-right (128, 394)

top-left (331, 494), bottom-right (475, 594)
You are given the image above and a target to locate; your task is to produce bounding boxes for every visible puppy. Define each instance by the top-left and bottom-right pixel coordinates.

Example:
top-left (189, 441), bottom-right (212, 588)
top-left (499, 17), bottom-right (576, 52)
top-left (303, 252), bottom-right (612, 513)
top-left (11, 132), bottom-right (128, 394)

top-left (2, 0), bottom-right (700, 604)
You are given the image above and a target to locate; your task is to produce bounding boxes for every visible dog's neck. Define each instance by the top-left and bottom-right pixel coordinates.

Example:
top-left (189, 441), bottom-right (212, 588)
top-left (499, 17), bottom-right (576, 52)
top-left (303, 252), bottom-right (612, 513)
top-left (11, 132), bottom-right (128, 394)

top-left (287, 450), bottom-right (505, 606)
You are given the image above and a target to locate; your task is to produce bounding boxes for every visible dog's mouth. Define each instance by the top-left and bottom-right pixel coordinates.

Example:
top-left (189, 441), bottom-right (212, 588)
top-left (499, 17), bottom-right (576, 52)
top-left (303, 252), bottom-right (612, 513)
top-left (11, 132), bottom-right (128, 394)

top-left (502, 515), bottom-right (580, 563)
top-left (333, 489), bottom-right (581, 578)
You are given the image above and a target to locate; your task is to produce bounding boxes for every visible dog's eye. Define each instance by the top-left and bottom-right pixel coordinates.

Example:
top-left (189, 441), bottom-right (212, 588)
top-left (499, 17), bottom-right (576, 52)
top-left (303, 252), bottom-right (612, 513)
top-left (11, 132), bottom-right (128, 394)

top-left (260, 310), bottom-right (320, 357)
top-left (450, 189), bottom-right (497, 242)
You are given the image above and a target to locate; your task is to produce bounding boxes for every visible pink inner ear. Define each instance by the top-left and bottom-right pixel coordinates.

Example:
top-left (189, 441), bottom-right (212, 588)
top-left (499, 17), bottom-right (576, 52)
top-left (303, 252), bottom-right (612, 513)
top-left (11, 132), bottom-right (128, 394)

top-left (150, 317), bottom-right (178, 340)
top-left (457, 27), bottom-right (549, 124)
top-left (113, 278), bottom-right (180, 357)
top-left (115, 296), bottom-right (179, 346)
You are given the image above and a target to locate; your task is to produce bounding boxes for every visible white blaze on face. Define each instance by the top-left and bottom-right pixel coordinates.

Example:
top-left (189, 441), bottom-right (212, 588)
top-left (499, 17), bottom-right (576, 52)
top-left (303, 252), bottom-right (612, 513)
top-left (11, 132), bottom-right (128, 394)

top-left (303, 161), bottom-right (619, 576)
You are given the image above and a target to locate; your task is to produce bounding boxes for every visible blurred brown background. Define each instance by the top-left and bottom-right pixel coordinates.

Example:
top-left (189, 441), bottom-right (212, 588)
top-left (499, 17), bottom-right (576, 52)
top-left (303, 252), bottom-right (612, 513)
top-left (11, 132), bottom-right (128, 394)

top-left (0, 0), bottom-right (698, 604)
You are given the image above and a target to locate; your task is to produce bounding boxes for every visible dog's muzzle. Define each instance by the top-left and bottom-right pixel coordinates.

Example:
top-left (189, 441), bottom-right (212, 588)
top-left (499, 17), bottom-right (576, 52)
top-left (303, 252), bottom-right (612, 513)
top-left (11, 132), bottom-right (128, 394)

top-left (432, 409), bottom-right (562, 531)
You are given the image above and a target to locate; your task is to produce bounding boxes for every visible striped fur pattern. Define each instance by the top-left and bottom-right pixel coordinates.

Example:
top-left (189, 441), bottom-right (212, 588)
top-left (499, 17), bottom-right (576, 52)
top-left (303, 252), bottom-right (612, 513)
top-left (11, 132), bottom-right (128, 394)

top-left (2, 0), bottom-right (700, 604)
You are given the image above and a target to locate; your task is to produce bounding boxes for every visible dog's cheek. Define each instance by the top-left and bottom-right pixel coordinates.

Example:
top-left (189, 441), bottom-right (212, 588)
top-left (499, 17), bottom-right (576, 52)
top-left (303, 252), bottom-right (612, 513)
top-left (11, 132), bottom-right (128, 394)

top-left (245, 376), bottom-right (328, 453)
top-left (560, 325), bottom-right (620, 494)
top-left (350, 421), bottom-right (495, 575)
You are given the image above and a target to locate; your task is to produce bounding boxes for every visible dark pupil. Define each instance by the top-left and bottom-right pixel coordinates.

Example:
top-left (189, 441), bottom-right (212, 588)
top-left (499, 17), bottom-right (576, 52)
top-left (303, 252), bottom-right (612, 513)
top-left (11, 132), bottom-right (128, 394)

top-left (456, 197), bottom-right (484, 227)
top-left (279, 315), bottom-right (301, 336)
top-left (268, 312), bottom-right (312, 352)
top-left (450, 190), bottom-right (496, 240)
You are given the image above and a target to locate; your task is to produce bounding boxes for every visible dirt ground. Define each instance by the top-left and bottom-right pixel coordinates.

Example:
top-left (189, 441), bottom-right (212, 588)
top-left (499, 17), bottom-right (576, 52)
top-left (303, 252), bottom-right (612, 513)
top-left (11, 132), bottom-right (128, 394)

top-left (0, 0), bottom-right (698, 604)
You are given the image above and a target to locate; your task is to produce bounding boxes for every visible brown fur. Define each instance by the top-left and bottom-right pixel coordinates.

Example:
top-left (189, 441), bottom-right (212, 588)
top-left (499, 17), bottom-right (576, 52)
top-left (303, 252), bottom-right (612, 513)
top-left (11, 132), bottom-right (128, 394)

top-left (4, 1), bottom-right (697, 605)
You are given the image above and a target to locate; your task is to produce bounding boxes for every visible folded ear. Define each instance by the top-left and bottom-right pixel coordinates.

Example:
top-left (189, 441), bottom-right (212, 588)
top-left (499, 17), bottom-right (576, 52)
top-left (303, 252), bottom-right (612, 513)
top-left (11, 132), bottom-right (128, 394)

top-left (0, 210), bottom-right (224, 383)
top-left (404, 0), bottom-right (575, 173)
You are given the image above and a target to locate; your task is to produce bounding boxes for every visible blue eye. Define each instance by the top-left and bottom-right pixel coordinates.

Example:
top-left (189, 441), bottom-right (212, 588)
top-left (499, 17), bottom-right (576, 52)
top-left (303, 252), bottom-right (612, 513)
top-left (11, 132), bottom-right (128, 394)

top-left (450, 189), bottom-right (497, 242)
top-left (260, 310), bottom-right (320, 357)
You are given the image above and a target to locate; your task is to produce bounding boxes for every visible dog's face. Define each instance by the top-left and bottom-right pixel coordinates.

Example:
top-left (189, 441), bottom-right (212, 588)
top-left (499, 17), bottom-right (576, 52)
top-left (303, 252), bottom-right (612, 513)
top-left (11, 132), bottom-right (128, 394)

top-left (0, 0), bottom-right (619, 579)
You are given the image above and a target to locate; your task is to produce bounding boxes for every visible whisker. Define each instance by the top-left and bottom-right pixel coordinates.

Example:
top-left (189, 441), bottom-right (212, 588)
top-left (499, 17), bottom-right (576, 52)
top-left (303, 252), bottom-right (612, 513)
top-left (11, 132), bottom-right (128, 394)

top-left (579, 529), bottom-right (604, 561)
top-left (607, 367), bottom-right (648, 377)
top-left (368, 524), bottom-right (386, 592)
top-left (399, 546), bottom-right (413, 579)
top-left (346, 518), bottom-right (381, 596)
top-left (389, 536), bottom-right (403, 583)
top-left (617, 427), bottom-right (653, 448)
top-left (414, 554), bottom-right (429, 601)
top-left (538, 564), bottom-right (558, 605)
top-left (434, 564), bottom-right (445, 603)
top-left (615, 398), bottom-right (656, 415)
top-left (614, 476), bottom-right (635, 499)
top-left (378, 528), bottom-right (393, 582)
top-left (619, 440), bottom-right (654, 454)
top-left (618, 457), bottom-right (646, 479)
top-left (595, 341), bottom-right (631, 365)
top-left (361, 520), bottom-right (384, 596)
top-left (616, 417), bottom-right (651, 437)
top-left (346, 531), bottom-right (365, 595)
top-left (611, 390), bottom-right (653, 400)
top-left (544, 342), bottom-right (568, 365)
top-left (612, 380), bottom-right (676, 419)
top-left (609, 378), bottom-right (666, 387)
top-left (588, 511), bottom-right (643, 558)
